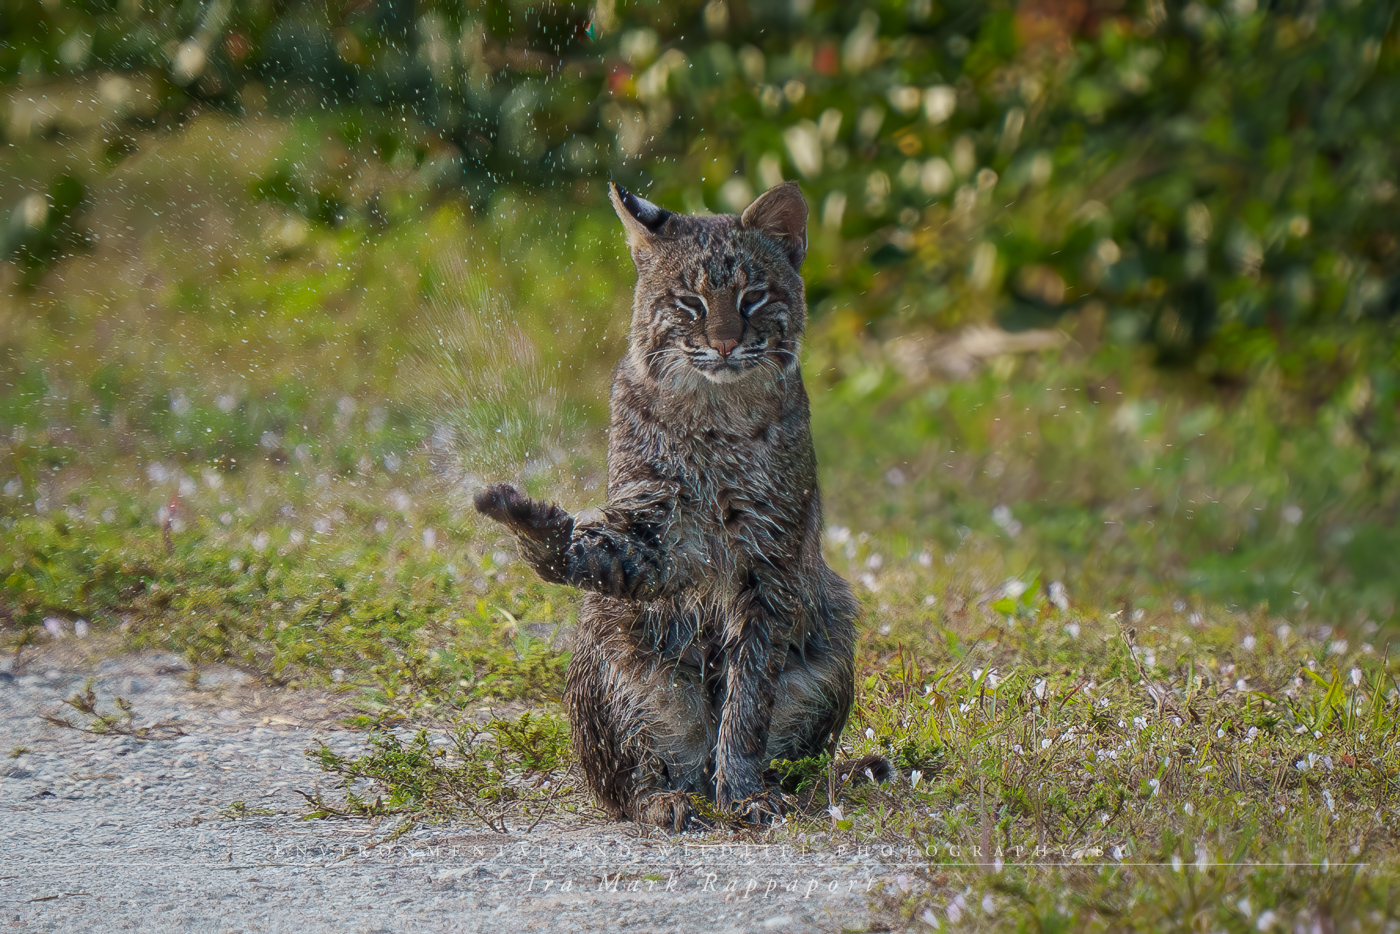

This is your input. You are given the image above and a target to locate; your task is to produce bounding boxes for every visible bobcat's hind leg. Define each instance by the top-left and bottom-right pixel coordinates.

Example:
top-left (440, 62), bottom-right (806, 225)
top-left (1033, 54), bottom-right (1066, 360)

top-left (565, 597), bottom-right (717, 831)
top-left (766, 641), bottom-right (856, 765)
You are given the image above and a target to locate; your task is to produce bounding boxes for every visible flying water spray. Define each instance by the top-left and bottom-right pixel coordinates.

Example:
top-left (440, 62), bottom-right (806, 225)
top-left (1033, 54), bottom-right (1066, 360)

top-left (405, 260), bottom-right (598, 518)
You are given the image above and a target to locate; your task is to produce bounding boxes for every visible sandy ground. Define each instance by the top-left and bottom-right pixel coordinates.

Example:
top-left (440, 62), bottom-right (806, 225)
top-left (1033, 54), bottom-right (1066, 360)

top-left (0, 643), bottom-right (920, 933)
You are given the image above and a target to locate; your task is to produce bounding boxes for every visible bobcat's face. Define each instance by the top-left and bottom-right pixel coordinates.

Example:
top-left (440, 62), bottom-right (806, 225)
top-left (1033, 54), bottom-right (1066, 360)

top-left (611, 183), bottom-right (809, 388)
top-left (646, 242), bottom-right (800, 384)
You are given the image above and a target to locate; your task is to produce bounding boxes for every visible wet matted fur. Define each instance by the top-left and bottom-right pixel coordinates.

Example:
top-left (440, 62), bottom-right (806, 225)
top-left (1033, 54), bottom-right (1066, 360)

top-left (475, 181), bottom-right (874, 827)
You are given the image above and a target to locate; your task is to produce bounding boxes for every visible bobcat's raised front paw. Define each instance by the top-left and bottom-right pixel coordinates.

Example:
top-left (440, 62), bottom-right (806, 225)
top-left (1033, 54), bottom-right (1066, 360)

top-left (474, 482), bottom-right (574, 583)
top-left (474, 482), bottom-right (573, 543)
top-left (473, 482), bottom-right (531, 527)
top-left (564, 527), bottom-right (663, 600)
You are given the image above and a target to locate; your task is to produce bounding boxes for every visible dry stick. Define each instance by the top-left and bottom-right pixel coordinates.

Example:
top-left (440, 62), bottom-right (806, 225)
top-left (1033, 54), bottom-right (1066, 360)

top-left (333, 818), bottom-right (416, 861)
top-left (978, 776), bottom-right (992, 869)
top-left (1116, 618), bottom-right (1177, 721)
top-left (161, 491), bottom-right (178, 554)
top-left (525, 776), bottom-right (568, 833)
top-left (826, 734), bottom-right (839, 825)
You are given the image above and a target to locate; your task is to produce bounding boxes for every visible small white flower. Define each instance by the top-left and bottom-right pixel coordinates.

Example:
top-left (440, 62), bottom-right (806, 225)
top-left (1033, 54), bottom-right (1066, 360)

top-left (1033, 679), bottom-right (1047, 699)
top-left (1322, 790), bottom-right (1335, 813)
top-left (1041, 738), bottom-right (1052, 750)
top-left (920, 907), bottom-right (940, 928)
top-left (74, 619), bottom-right (89, 639)
top-left (1257, 909), bottom-right (1278, 931)
top-left (1170, 853), bottom-right (1182, 871)
top-left (1237, 896), bottom-right (1253, 918)
top-left (1242, 634), bottom-right (1257, 651)
top-left (865, 727), bottom-right (875, 740)
top-left (1350, 668), bottom-right (1363, 686)
top-left (1149, 778), bottom-right (1161, 796)
top-left (828, 804), bottom-right (844, 822)
top-left (910, 770), bottom-right (923, 788)
top-left (1217, 728), bottom-right (1225, 738)
top-left (981, 894), bottom-right (996, 915)
top-left (1183, 802), bottom-right (1194, 816)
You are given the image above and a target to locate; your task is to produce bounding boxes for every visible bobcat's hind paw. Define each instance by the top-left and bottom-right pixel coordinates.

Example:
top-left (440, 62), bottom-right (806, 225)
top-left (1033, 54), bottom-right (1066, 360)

top-left (735, 790), bottom-right (785, 826)
top-left (634, 790), bottom-right (704, 834)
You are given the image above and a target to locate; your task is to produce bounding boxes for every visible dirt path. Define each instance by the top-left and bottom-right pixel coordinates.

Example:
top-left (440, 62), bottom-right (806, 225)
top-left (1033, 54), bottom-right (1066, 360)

top-left (1, 646), bottom-right (917, 933)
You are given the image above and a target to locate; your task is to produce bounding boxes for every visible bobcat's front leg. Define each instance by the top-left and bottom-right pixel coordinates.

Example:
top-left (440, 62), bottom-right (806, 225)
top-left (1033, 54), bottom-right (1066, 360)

top-left (475, 483), bottom-right (672, 599)
top-left (713, 585), bottom-right (788, 821)
top-left (563, 514), bottom-right (671, 601)
top-left (473, 482), bottom-right (574, 584)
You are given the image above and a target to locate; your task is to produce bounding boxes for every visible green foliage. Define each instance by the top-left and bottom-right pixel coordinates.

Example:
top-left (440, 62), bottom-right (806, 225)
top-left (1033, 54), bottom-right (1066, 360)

top-left (770, 752), bottom-right (832, 794)
top-left (304, 712), bottom-right (578, 831)
top-left (4, 0), bottom-right (1395, 369)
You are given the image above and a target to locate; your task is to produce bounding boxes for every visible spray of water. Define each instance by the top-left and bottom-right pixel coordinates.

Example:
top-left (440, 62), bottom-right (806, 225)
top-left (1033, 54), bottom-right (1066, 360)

top-left (406, 262), bottom-right (596, 516)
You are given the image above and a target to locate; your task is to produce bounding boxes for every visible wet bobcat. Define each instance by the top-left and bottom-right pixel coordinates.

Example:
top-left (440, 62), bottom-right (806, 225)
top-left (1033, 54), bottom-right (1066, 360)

top-left (475, 181), bottom-right (875, 829)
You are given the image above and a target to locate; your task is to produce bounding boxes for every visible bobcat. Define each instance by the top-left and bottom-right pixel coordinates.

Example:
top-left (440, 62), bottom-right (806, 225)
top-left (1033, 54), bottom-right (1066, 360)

top-left (475, 181), bottom-right (875, 829)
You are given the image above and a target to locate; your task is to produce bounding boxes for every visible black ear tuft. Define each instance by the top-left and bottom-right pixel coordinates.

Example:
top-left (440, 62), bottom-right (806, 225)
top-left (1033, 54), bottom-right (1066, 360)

top-left (609, 181), bottom-right (673, 259)
top-left (614, 184), bottom-right (671, 232)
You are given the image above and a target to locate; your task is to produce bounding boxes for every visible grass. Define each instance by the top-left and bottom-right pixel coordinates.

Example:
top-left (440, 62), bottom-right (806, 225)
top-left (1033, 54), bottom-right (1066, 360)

top-left (2, 112), bottom-right (1398, 930)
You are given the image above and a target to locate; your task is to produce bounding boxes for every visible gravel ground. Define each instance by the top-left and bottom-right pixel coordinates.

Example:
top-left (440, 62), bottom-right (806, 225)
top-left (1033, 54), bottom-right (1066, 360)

top-left (1, 644), bottom-right (919, 933)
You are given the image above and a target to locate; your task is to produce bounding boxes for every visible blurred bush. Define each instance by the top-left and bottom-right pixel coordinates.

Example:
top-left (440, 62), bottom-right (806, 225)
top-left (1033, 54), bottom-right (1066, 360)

top-left (2, 0), bottom-right (1395, 371)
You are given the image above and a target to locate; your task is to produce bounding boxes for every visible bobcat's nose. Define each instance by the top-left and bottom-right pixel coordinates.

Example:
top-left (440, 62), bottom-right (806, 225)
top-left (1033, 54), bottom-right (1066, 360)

top-left (711, 338), bottom-right (739, 358)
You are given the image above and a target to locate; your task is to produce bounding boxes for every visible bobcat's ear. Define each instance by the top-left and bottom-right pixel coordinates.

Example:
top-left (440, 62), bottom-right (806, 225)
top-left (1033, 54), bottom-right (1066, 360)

top-left (741, 181), bottom-right (808, 270)
top-left (609, 182), bottom-right (672, 262)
